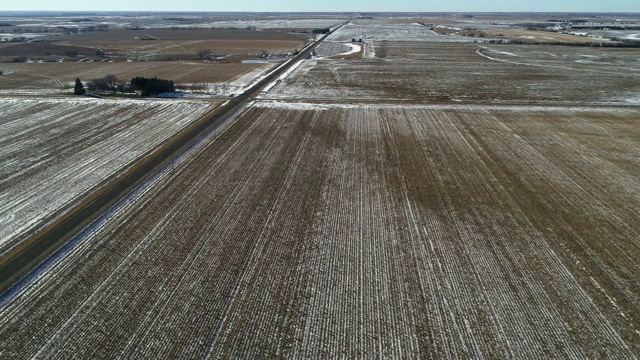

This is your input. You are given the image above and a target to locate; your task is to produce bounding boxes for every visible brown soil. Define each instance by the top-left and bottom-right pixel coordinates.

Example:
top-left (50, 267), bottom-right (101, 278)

top-left (0, 62), bottom-right (270, 89)
top-left (1, 104), bottom-right (638, 358)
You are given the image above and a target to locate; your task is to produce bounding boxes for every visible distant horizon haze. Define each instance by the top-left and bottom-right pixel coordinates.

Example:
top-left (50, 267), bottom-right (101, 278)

top-left (1, 0), bottom-right (639, 13)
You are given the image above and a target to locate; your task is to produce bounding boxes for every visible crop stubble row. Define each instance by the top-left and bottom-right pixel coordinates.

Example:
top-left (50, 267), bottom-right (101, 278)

top-left (0, 103), bottom-right (638, 357)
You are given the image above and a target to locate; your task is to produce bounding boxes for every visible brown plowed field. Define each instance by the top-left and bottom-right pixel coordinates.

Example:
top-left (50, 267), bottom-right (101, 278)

top-left (0, 62), bottom-right (270, 89)
top-left (2, 17), bottom-right (640, 358)
top-left (0, 29), bottom-right (307, 58)
top-left (0, 42), bottom-right (98, 59)
top-left (0, 39), bottom-right (304, 62)
top-left (63, 28), bottom-right (309, 42)
top-left (1, 102), bottom-right (638, 358)
top-left (58, 39), bottom-right (304, 57)
top-left (0, 27), bottom-right (308, 91)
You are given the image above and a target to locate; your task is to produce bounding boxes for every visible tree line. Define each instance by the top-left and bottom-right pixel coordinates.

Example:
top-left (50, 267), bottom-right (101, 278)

top-left (312, 28), bottom-right (331, 34)
top-left (74, 75), bottom-right (175, 96)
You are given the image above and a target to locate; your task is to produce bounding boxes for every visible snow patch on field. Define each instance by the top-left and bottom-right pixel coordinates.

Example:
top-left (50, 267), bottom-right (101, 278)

top-left (619, 97), bottom-right (640, 104)
top-left (487, 49), bottom-right (520, 57)
top-left (327, 22), bottom-right (474, 42)
top-left (315, 42), bottom-right (362, 58)
top-left (363, 42), bottom-right (376, 59)
top-left (0, 33), bottom-right (46, 41)
top-left (252, 100), bottom-right (635, 113)
top-left (341, 43), bottom-right (361, 56)
top-left (158, 19), bottom-right (344, 30)
top-left (156, 91), bottom-right (195, 98)
top-left (0, 89), bottom-right (66, 95)
top-left (314, 42), bottom-right (351, 57)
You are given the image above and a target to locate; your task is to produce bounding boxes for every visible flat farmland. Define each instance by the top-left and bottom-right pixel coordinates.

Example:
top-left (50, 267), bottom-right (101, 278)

top-left (0, 96), bottom-right (221, 254)
top-left (0, 14), bottom-right (344, 33)
top-left (1, 102), bottom-right (638, 357)
top-left (0, 28), bottom-right (308, 60)
top-left (0, 62), bottom-right (272, 91)
top-left (314, 41), bottom-right (358, 57)
top-left (265, 41), bottom-right (640, 104)
top-left (0, 28), bottom-right (309, 49)
top-left (482, 29), bottom-right (611, 44)
top-left (0, 39), bottom-right (305, 62)
top-left (58, 39), bottom-right (304, 58)
top-left (0, 28), bottom-right (308, 94)
top-left (46, 28), bottom-right (310, 42)
top-left (326, 20), bottom-right (470, 42)
top-left (0, 42), bottom-right (99, 60)
top-left (156, 18), bottom-right (345, 30)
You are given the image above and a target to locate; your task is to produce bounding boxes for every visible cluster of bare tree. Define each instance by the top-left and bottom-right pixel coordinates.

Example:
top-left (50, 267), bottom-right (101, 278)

top-left (76, 74), bottom-right (176, 96)
top-left (196, 49), bottom-right (229, 61)
top-left (85, 74), bottom-right (130, 94)
top-left (196, 49), bottom-right (212, 60)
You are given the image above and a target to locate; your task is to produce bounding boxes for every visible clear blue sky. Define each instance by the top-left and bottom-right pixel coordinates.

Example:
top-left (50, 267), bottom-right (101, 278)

top-left (1, 0), bottom-right (639, 13)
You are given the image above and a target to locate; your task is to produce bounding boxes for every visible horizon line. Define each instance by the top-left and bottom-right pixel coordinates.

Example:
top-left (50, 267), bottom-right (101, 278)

top-left (1, 10), bottom-right (640, 14)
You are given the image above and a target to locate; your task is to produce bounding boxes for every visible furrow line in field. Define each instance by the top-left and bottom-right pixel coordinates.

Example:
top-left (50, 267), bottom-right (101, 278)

top-left (431, 110), bottom-right (577, 356)
top-left (444, 108), bottom-right (636, 355)
top-left (122, 108), bottom-right (286, 355)
top-left (5, 105), bottom-right (274, 356)
top-left (203, 111), bottom-right (313, 356)
top-left (204, 111), bottom-right (320, 356)
top-left (1, 102), bottom-right (637, 357)
top-left (471, 110), bottom-right (640, 275)
top-left (111, 108), bottom-right (270, 353)
top-left (0, 101), bottom-right (252, 354)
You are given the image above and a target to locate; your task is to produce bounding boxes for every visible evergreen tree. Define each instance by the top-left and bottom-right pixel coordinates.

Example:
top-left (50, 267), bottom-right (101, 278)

top-left (74, 78), bottom-right (86, 95)
top-left (131, 77), bottom-right (175, 96)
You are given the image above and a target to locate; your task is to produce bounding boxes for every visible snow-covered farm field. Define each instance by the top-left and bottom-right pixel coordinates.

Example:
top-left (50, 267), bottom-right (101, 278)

top-left (1, 102), bottom-right (638, 357)
top-left (264, 41), bottom-right (640, 104)
top-left (2, 15), bottom-right (640, 359)
top-left (313, 41), bottom-right (354, 58)
top-left (0, 14), bottom-right (346, 32)
top-left (326, 21), bottom-right (473, 42)
top-left (0, 96), bottom-right (221, 254)
top-left (160, 18), bottom-right (345, 30)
